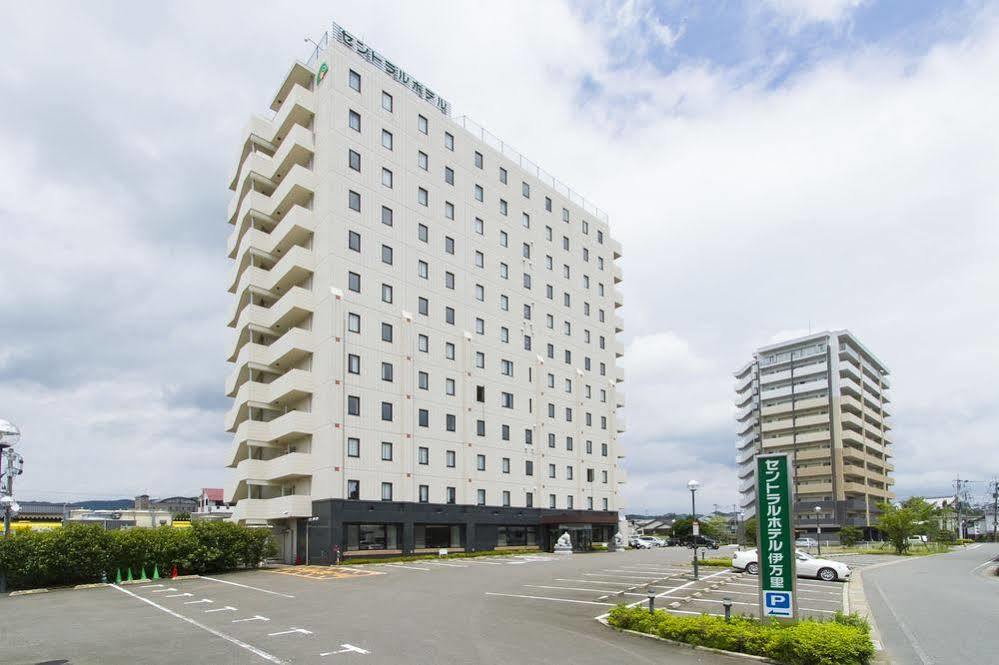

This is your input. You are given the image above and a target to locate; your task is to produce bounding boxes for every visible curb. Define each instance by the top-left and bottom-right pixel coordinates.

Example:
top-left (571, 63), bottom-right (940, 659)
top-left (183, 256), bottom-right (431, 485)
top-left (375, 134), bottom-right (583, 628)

top-left (597, 617), bottom-right (779, 664)
top-left (7, 574), bottom-right (202, 597)
top-left (8, 588), bottom-right (49, 596)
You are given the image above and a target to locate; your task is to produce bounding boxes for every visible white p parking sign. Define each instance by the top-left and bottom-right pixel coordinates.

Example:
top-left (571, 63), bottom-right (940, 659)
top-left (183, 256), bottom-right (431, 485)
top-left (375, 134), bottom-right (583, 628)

top-left (763, 590), bottom-right (794, 618)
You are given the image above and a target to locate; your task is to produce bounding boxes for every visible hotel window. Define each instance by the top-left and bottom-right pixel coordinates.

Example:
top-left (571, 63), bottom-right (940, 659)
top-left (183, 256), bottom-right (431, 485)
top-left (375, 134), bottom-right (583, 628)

top-left (381, 441), bottom-right (393, 461)
top-left (418, 409), bottom-right (429, 427)
top-left (381, 322), bottom-right (393, 342)
top-left (549, 494), bottom-right (556, 509)
top-left (476, 419), bottom-right (485, 436)
top-left (567, 496), bottom-right (574, 509)
top-left (477, 489), bottom-right (486, 506)
top-left (522, 182), bottom-right (530, 198)
top-left (381, 283), bottom-right (393, 304)
top-left (418, 187), bottom-right (428, 206)
top-left (475, 351), bottom-right (485, 368)
top-left (418, 334), bottom-right (429, 352)
top-left (418, 260), bottom-right (428, 279)
top-left (381, 244), bottom-right (393, 265)
top-left (348, 190), bottom-right (361, 212)
top-left (477, 454), bottom-right (486, 471)
top-left (566, 466), bottom-right (573, 480)
top-left (601, 443), bottom-right (608, 456)
top-left (562, 207), bottom-right (569, 222)
top-left (499, 294), bottom-right (508, 310)
top-left (347, 437), bottom-right (360, 458)
top-left (445, 307), bottom-right (455, 325)
top-left (475, 217), bottom-right (484, 234)
top-left (445, 342), bottom-right (455, 360)
top-left (382, 129), bottom-right (393, 150)
top-left (382, 168), bottom-right (393, 188)
top-left (474, 151), bottom-right (483, 169)
top-left (418, 151), bottom-right (428, 170)
top-left (501, 425), bottom-right (510, 441)
top-left (522, 273), bottom-right (531, 289)
top-left (525, 461), bottom-right (534, 476)
top-left (545, 197), bottom-right (552, 211)
top-left (381, 205), bottom-right (393, 226)
top-left (502, 491), bottom-right (511, 507)
top-left (444, 236), bottom-right (455, 254)
top-left (546, 255), bottom-right (553, 270)
top-left (348, 312), bottom-right (360, 333)
top-left (502, 457), bottom-right (510, 474)
top-left (348, 230), bottom-right (361, 252)
top-left (418, 224), bottom-right (429, 242)
top-left (499, 167), bottom-right (507, 184)
top-left (475, 251), bottom-right (484, 268)
top-left (445, 271), bottom-right (455, 289)
top-left (349, 109), bottom-right (361, 132)
top-left (523, 335), bottom-right (531, 350)
top-left (418, 371), bottom-right (429, 390)
top-left (585, 440), bottom-right (593, 454)
top-left (349, 69), bottom-right (361, 92)
top-left (447, 487), bottom-right (456, 504)
top-left (501, 359), bottom-right (513, 376)
top-left (475, 185), bottom-right (484, 202)
top-left (446, 414), bottom-right (456, 432)
top-left (347, 395), bottom-right (360, 416)
top-left (597, 230), bottom-right (604, 243)
top-left (348, 149), bottom-right (360, 172)
top-left (526, 492), bottom-right (534, 507)
top-left (446, 450), bottom-right (456, 468)
top-left (381, 482), bottom-right (393, 501)
top-left (523, 304), bottom-right (531, 320)
top-left (500, 230), bottom-right (508, 247)
top-left (445, 167), bottom-right (454, 185)
top-left (602, 470), bottom-right (608, 483)
top-left (445, 378), bottom-right (456, 396)
top-left (445, 201), bottom-right (454, 219)
top-left (444, 132), bottom-right (454, 150)
top-left (418, 447), bottom-right (429, 465)
top-left (501, 392), bottom-right (513, 409)
top-left (501, 264), bottom-right (510, 279)
top-left (522, 243), bottom-right (531, 259)
top-left (347, 354), bottom-right (360, 375)
top-left (418, 114), bottom-right (428, 134)
top-left (566, 436), bottom-right (574, 451)
top-left (381, 402), bottom-right (393, 421)
top-left (499, 199), bottom-right (508, 216)
top-left (381, 91), bottom-right (393, 112)
top-left (524, 429), bottom-right (533, 445)
top-left (476, 386), bottom-right (485, 403)
top-left (348, 271), bottom-right (361, 293)
top-left (381, 362), bottom-right (393, 382)
top-left (475, 284), bottom-right (485, 301)
top-left (475, 318), bottom-right (484, 335)
top-left (582, 220), bottom-right (589, 234)
top-left (347, 480), bottom-right (360, 500)
top-left (602, 498), bottom-right (609, 511)
top-left (419, 485), bottom-right (429, 503)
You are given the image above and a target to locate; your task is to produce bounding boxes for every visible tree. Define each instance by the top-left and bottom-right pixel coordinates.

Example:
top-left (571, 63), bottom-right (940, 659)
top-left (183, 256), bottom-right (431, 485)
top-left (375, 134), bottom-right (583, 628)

top-left (839, 525), bottom-right (863, 547)
top-left (742, 517), bottom-right (757, 546)
top-left (877, 498), bottom-right (936, 554)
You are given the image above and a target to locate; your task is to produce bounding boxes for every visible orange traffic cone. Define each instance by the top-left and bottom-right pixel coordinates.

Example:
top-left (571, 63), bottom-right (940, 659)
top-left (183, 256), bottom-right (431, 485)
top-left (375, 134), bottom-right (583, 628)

top-left (171, 564), bottom-right (178, 579)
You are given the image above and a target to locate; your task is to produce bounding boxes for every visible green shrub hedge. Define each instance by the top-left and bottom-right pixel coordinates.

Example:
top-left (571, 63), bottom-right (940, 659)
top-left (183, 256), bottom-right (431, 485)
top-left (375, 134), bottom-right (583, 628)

top-left (0, 522), bottom-right (277, 590)
top-left (607, 605), bottom-right (874, 665)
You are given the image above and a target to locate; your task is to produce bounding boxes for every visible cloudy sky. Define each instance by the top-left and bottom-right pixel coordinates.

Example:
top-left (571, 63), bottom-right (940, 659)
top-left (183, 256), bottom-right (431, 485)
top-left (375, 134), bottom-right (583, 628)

top-left (1, 0), bottom-right (996, 512)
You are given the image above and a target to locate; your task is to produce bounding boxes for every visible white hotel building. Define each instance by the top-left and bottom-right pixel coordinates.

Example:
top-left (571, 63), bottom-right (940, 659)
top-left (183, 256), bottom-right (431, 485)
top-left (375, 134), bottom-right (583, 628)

top-left (225, 24), bottom-right (625, 562)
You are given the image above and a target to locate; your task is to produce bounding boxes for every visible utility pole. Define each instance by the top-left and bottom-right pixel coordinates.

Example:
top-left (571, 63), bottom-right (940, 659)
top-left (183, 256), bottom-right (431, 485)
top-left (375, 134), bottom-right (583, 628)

top-left (992, 478), bottom-right (998, 544)
top-left (953, 477), bottom-right (963, 541)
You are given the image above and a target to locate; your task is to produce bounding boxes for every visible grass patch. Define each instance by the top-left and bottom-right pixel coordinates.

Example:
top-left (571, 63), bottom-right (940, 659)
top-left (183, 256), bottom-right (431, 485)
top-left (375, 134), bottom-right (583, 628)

top-left (697, 558), bottom-right (734, 567)
top-left (608, 605), bottom-right (874, 665)
top-left (826, 542), bottom-right (951, 557)
top-left (339, 547), bottom-right (543, 566)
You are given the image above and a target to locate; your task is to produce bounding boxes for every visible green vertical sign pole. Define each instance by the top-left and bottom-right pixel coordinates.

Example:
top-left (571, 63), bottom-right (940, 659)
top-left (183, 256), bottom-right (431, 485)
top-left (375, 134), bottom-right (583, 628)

top-left (756, 453), bottom-right (797, 620)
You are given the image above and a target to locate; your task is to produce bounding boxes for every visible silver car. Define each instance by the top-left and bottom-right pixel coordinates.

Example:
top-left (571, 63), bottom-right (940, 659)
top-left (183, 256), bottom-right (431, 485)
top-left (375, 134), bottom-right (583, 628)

top-left (732, 548), bottom-right (851, 582)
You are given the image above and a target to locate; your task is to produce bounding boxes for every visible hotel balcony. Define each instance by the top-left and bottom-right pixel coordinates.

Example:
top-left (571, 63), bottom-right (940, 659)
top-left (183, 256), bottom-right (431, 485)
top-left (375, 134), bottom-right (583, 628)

top-left (229, 494), bottom-right (313, 524)
top-left (761, 413), bottom-right (830, 433)
top-left (613, 339), bottom-right (624, 359)
top-left (224, 368), bottom-right (314, 432)
top-left (615, 415), bottom-right (627, 433)
top-left (228, 163), bottom-right (317, 229)
top-left (613, 313), bottom-right (623, 333)
top-left (230, 452), bottom-right (313, 489)
top-left (226, 327), bottom-right (312, 398)
top-left (760, 359), bottom-right (827, 386)
top-left (760, 378), bottom-right (827, 399)
top-left (736, 431), bottom-right (758, 451)
top-left (612, 262), bottom-right (622, 284)
top-left (613, 289), bottom-right (623, 309)
top-left (229, 410), bottom-right (313, 467)
top-left (228, 203), bottom-right (315, 262)
top-left (760, 396), bottom-right (827, 416)
top-left (229, 285), bottom-right (313, 347)
top-left (615, 390), bottom-right (625, 408)
top-left (609, 238), bottom-right (622, 260)
top-left (736, 448), bottom-right (756, 467)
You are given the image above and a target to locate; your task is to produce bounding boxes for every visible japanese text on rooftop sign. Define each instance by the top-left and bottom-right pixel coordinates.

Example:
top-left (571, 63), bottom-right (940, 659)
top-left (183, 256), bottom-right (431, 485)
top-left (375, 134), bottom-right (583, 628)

top-left (756, 454), bottom-right (796, 619)
top-left (331, 22), bottom-right (451, 116)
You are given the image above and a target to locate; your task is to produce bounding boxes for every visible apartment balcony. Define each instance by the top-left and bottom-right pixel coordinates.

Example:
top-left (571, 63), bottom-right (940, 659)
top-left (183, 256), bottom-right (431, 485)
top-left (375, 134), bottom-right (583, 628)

top-left (609, 238), bottom-right (622, 260)
top-left (760, 359), bottom-right (828, 386)
top-left (613, 289), bottom-right (623, 309)
top-left (615, 415), bottom-right (626, 433)
top-left (760, 378), bottom-right (827, 400)
top-left (614, 365), bottom-right (625, 383)
top-left (232, 123), bottom-right (314, 200)
top-left (734, 373), bottom-right (755, 393)
top-left (613, 339), bottom-right (624, 359)
top-left (842, 481), bottom-right (871, 495)
top-left (613, 313), bottom-right (623, 333)
top-left (225, 368), bottom-right (314, 432)
top-left (763, 429), bottom-right (830, 448)
top-left (229, 410), bottom-right (313, 467)
top-left (796, 482), bottom-right (833, 494)
top-left (736, 432), bottom-right (758, 451)
top-left (228, 163), bottom-right (316, 228)
top-left (736, 448), bottom-right (756, 467)
top-left (736, 403), bottom-right (756, 422)
top-left (839, 345), bottom-right (861, 366)
top-left (229, 82), bottom-right (315, 185)
top-left (739, 476), bottom-right (756, 493)
top-left (229, 494), bottom-right (312, 524)
top-left (761, 413), bottom-right (830, 433)
top-left (737, 418), bottom-right (756, 437)
top-left (615, 389), bottom-right (625, 408)
top-left (796, 466), bottom-right (832, 480)
top-left (840, 376), bottom-right (864, 398)
top-left (612, 262), bottom-right (622, 284)
top-left (226, 327), bottom-right (312, 397)
top-left (793, 447), bottom-right (829, 462)
top-left (229, 206), bottom-right (315, 269)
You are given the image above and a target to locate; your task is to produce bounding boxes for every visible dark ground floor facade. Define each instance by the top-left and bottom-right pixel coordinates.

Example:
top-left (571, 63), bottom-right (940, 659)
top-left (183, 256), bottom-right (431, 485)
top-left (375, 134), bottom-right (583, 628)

top-left (287, 499), bottom-right (620, 565)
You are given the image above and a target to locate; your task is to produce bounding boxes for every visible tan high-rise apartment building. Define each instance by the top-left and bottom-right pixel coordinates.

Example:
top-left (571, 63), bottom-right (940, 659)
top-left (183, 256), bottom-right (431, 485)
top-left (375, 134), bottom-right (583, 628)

top-left (224, 23), bottom-right (625, 563)
top-left (734, 331), bottom-right (894, 536)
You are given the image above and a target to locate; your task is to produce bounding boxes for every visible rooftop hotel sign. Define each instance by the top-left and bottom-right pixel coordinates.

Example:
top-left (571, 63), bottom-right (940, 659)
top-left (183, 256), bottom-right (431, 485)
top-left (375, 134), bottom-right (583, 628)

top-left (331, 22), bottom-right (451, 116)
top-left (756, 453), bottom-right (797, 620)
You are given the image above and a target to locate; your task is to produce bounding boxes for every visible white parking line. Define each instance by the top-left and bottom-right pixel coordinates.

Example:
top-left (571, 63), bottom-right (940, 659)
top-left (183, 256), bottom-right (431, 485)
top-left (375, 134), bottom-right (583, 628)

top-left (110, 585), bottom-right (283, 664)
top-left (205, 606), bottom-right (238, 613)
top-left (724, 581), bottom-right (842, 596)
top-left (486, 592), bottom-right (614, 606)
top-left (151, 587), bottom-right (177, 593)
top-left (594, 569), bottom-right (729, 620)
top-left (184, 599), bottom-right (214, 605)
top-left (465, 560), bottom-right (504, 565)
top-left (321, 644), bottom-right (370, 656)
top-left (140, 584), bottom-right (165, 588)
top-left (427, 562), bottom-right (468, 568)
top-left (385, 563), bottom-right (431, 571)
top-left (524, 584), bottom-right (645, 596)
top-left (268, 628), bottom-right (313, 637)
top-left (583, 573), bottom-right (660, 580)
top-left (165, 592), bottom-right (193, 598)
top-left (556, 578), bottom-right (637, 586)
top-left (201, 576), bottom-right (295, 599)
top-left (232, 615), bottom-right (270, 623)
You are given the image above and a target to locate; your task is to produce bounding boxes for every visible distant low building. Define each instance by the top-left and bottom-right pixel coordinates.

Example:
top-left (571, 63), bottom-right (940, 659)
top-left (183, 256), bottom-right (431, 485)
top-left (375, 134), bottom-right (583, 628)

top-left (629, 517), bottom-right (674, 536)
top-left (134, 494), bottom-right (198, 515)
top-left (192, 488), bottom-right (232, 521)
top-left (66, 508), bottom-right (173, 529)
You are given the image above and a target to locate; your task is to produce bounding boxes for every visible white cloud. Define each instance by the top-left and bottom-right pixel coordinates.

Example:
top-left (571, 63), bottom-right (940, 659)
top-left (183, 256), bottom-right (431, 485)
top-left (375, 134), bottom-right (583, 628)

top-left (763, 0), bottom-right (868, 27)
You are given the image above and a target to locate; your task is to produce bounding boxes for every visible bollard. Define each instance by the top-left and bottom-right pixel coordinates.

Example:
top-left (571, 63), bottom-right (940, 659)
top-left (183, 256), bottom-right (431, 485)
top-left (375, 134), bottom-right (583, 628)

top-left (701, 549), bottom-right (706, 561)
top-left (101, 571), bottom-right (108, 584)
top-left (647, 587), bottom-right (656, 614)
top-left (723, 597), bottom-right (733, 622)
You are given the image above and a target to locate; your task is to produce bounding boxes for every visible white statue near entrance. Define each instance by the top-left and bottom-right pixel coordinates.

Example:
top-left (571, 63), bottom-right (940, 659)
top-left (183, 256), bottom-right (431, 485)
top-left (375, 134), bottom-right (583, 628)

top-left (554, 530), bottom-right (573, 555)
top-left (612, 531), bottom-right (625, 551)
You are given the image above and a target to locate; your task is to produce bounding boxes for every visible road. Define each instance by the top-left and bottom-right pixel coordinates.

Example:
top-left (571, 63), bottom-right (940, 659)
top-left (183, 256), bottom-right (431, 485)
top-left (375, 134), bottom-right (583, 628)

top-left (864, 543), bottom-right (999, 665)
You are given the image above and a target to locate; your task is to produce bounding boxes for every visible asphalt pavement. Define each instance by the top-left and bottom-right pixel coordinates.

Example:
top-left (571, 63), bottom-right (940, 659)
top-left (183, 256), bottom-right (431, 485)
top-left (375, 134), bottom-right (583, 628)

top-left (864, 543), bottom-right (999, 665)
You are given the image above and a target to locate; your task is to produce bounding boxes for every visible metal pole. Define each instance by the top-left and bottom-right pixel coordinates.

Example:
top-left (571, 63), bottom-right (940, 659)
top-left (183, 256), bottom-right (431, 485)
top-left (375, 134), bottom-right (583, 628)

top-left (2, 449), bottom-right (12, 537)
top-left (691, 489), bottom-right (699, 580)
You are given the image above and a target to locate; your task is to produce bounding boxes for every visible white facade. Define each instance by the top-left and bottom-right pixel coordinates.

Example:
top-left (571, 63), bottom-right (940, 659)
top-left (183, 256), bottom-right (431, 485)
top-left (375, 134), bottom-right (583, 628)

top-left (224, 29), bottom-right (624, 548)
top-left (734, 330), bottom-right (894, 529)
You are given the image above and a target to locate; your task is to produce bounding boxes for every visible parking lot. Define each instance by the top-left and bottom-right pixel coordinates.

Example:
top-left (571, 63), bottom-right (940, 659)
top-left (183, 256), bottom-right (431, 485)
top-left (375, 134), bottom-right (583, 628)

top-left (1, 547), bottom-right (853, 664)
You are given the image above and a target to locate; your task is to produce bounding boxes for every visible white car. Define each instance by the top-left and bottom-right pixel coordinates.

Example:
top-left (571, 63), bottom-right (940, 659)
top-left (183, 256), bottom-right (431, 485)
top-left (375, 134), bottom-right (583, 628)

top-left (631, 536), bottom-right (657, 549)
top-left (732, 549), bottom-right (851, 582)
top-left (794, 538), bottom-right (818, 548)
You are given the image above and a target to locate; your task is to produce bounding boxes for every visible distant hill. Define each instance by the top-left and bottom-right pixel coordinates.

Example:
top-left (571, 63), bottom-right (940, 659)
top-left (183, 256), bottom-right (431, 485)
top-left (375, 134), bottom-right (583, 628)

top-left (20, 499), bottom-right (134, 511)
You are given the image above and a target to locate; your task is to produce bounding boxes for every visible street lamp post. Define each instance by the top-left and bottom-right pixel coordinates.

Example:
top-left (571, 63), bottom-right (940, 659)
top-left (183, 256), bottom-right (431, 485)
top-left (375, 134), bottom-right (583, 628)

top-left (814, 506), bottom-right (822, 555)
top-left (688, 480), bottom-right (700, 579)
top-left (0, 419), bottom-right (23, 594)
